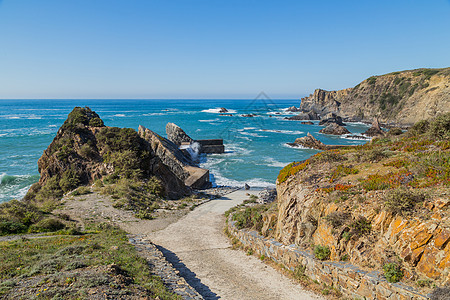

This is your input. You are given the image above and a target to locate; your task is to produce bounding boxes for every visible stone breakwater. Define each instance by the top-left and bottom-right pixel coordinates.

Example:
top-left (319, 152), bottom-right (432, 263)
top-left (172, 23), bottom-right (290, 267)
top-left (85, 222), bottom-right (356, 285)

top-left (128, 235), bottom-right (202, 300)
top-left (227, 219), bottom-right (428, 300)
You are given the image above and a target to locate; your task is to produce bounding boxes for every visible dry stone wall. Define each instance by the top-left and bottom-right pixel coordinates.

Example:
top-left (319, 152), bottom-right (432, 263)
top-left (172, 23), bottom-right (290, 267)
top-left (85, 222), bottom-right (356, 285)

top-left (227, 218), bottom-right (429, 300)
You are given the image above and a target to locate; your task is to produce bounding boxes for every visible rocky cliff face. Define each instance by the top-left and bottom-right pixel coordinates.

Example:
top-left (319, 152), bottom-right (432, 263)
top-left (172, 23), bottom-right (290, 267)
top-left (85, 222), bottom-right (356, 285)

top-left (265, 114), bottom-right (450, 289)
top-left (299, 68), bottom-right (450, 125)
top-left (26, 107), bottom-right (199, 204)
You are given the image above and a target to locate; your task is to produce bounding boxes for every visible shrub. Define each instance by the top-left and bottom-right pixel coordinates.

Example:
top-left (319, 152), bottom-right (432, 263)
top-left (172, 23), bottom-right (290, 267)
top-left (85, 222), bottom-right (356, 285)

top-left (59, 168), bottom-right (81, 193)
top-left (71, 186), bottom-right (91, 196)
top-left (409, 120), bottom-right (430, 135)
top-left (388, 128), bottom-right (403, 136)
top-left (385, 188), bottom-right (425, 215)
top-left (29, 218), bottom-right (65, 233)
top-left (0, 221), bottom-right (27, 235)
top-left (293, 264), bottom-right (308, 281)
top-left (350, 216), bottom-right (371, 237)
top-left (383, 263), bottom-right (403, 283)
top-left (314, 245), bottom-right (331, 260)
top-left (367, 77), bottom-right (377, 85)
top-left (324, 211), bottom-right (350, 228)
top-left (79, 144), bottom-right (95, 159)
top-left (428, 113), bottom-right (450, 140)
top-left (232, 205), bottom-right (267, 232)
top-left (34, 177), bottom-right (64, 204)
top-left (88, 117), bottom-right (104, 127)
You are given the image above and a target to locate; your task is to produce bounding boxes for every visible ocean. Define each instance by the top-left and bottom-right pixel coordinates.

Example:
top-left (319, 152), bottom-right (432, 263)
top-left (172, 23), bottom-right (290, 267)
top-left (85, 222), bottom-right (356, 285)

top-left (0, 99), bottom-right (371, 203)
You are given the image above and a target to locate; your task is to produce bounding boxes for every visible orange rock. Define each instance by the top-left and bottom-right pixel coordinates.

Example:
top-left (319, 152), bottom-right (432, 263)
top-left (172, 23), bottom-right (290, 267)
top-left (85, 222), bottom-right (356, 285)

top-left (416, 247), bottom-right (441, 279)
top-left (410, 229), bottom-right (433, 250)
top-left (435, 229), bottom-right (450, 249)
top-left (411, 245), bottom-right (426, 265)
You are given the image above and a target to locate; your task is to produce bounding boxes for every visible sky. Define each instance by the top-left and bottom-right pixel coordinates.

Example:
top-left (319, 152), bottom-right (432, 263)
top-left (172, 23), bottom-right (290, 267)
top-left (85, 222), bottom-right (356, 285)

top-left (0, 0), bottom-right (449, 99)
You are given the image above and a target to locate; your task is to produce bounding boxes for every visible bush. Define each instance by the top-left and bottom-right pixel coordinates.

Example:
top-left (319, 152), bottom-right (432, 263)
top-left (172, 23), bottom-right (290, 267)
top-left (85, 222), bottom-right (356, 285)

top-left (314, 245), bottom-right (331, 260)
top-left (383, 263), bottom-right (403, 283)
top-left (29, 218), bottom-right (65, 233)
top-left (59, 168), bottom-right (81, 193)
top-left (428, 113), bottom-right (450, 140)
top-left (388, 128), bottom-right (403, 136)
top-left (350, 216), bottom-right (371, 237)
top-left (35, 177), bottom-right (64, 203)
top-left (409, 120), bottom-right (430, 135)
top-left (324, 211), bottom-right (350, 228)
top-left (71, 186), bottom-right (91, 196)
top-left (385, 188), bottom-right (425, 215)
top-left (232, 205), bottom-right (267, 232)
top-left (79, 144), bottom-right (95, 159)
top-left (88, 117), bottom-right (104, 127)
top-left (0, 221), bottom-right (27, 235)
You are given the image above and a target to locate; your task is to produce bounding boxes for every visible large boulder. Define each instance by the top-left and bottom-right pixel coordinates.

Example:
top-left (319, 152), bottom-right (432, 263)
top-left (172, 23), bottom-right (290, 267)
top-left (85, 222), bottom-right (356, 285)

top-left (319, 123), bottom-right (351, 135)
top-left (285, 111), bottom-right (320, 121)
top-left (166, 123), bottom-right (194, 146)
top-left (139, 126), bottom-right (210, 190)
top-left (286, 106), bottom-right (301, 112)
top-left (363, 119), bottom-right (385, 137)
top-left (318, 112), bottom-right (345, 126)
top-left (291, 133), bottom-right (329, 150)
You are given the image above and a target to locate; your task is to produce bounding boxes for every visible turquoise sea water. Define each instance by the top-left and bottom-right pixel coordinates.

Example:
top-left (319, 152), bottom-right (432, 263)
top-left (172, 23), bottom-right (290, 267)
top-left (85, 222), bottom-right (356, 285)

top-left (0, 99), bottom-right (370, 203)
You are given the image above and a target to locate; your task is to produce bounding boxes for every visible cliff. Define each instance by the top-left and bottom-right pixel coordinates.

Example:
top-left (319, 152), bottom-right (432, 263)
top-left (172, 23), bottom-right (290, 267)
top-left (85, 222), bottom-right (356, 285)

top-left (262, 113), bottom-right (450, 291)
top-left (25, 107), bottom-right (213, 209)
top-left (299, 68), bottom-right (450, 125)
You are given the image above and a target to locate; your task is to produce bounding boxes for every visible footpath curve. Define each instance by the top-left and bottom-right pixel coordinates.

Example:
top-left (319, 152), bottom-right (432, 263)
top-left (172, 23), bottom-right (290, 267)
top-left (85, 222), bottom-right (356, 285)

top-left (146, 190), bottom-right (322, 300)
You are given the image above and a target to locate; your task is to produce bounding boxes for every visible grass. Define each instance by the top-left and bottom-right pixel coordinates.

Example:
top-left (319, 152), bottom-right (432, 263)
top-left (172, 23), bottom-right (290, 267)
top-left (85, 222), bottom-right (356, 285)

top-left (232, 205), bottom-right (268, 233)
top-left (0, 223), bottom-right (178, 299)
top-left (383, 263), bottom-right (403, 283)
top-left (314, 245), bottom-right (331, 261)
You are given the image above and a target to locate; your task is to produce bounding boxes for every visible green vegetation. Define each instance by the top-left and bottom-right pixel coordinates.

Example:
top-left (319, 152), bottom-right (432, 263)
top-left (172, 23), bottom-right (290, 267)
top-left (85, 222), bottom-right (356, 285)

top-left (413, 69), bottom-right (440, 80)
top-left (383, 263), bottom-right (403, 283)
top-left (0, 224), bottom-right (178, 299)
top-left (71, 186), bottom-right (92, 196)
top-left (349, 216), bottom-right (371, 237)
top-left (231, 205), bottom-right (268, 233)
top-left (314, 245), bottom-right (331, 261)
top-left (324, 211), bottom-right (350, 228)
top-left (384, 188), bottom-right (425, 216)
top-left (367, 76), bottom-right (377, 85)
top-left (100, 177), bottom-right (164, 219)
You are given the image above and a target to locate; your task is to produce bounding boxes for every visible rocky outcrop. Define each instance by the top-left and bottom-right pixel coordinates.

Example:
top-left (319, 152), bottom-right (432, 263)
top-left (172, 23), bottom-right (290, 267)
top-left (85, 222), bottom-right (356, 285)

top-left (363, 119), bottom-right (385, 137)
top-left (166, 123), bottom-right (193, 146)
top-left (139, 126), bottom-right (210, 190)
top-left (319, 123), bottom-right (351, 135)
top-left (289, 133), bottom-right (348, 150)
top-left (318, 112), bottom-right (345, 126)
top-left (285, 106), bottom-right (301, 112)
top-left (285, 111), bottom-right (319, 121)
top-left (299, 68), bottom-right (450, 125)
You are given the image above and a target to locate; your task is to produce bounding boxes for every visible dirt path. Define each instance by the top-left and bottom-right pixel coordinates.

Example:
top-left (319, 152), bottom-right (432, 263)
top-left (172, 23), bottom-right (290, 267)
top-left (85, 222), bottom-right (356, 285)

top-left (147, 190), bottom-right (322, 300)
top-left (57, 190), bottom-right (322, 299)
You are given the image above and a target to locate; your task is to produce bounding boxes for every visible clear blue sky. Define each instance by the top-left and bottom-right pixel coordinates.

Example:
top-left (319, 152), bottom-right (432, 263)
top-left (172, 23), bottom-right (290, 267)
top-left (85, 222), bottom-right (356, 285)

top-left (0, 0), bottom-right (449, 99)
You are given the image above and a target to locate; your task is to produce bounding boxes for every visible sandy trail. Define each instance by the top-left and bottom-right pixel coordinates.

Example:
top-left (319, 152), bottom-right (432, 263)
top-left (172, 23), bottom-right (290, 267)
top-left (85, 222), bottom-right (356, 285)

top-left (147, 190), bottom-right (322, 300)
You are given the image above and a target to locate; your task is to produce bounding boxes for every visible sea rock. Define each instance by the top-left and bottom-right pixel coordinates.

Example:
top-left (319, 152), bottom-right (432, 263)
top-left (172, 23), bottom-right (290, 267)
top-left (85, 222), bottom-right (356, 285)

top-left (241, 114), bottom-right (256, 118)
top-left (219, 113), bottom-right (233, 116)
top-left (318, 112), bottom-right (345, 126)
top-left (166, 122), bottom-right (194, 146)
top-left (301, 121), bottom-right (314, 125)
top-left (219, 107), bottom-right (228, 113)
top-left (286, 106), bottom-right (301, 112)
top-left (319, 123), bottom-right (351, 135)
top-left (292, 133), bottom-right (329, 150)
top-left (363, 119), bottom-right (385, 137)
top-left (244, 183), bottom-right (250, 190)
top-left (139, 126), bottom-right (211, 190)
top-left (285, 111), bottom-right (319, 121)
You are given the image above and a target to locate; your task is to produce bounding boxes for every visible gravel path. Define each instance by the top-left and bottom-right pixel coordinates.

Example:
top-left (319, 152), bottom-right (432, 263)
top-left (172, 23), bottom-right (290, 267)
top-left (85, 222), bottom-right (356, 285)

top-left (147, 190), bottom-right (322, 300)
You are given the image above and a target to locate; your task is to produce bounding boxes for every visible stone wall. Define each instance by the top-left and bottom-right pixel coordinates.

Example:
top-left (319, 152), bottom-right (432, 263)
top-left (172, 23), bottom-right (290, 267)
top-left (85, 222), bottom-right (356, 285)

top-left (227, 219), bottom-right (429, 300)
